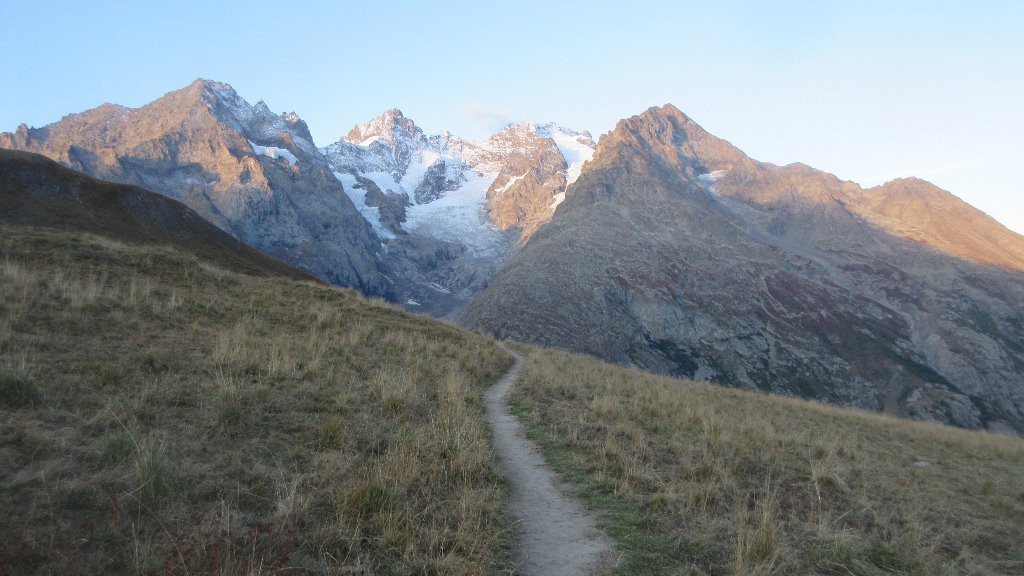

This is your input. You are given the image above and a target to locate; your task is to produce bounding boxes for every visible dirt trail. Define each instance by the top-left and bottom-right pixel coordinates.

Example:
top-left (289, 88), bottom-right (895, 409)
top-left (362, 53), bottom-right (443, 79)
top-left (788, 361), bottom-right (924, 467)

top-left (485, 348), bottom-right (616, 575)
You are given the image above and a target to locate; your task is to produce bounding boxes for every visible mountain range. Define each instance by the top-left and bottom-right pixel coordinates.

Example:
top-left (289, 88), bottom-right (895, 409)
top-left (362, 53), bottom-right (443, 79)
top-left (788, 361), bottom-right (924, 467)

top-left (2, 80), bottom-right (1022, 433)
top-left (464, 105), bottom-right (1024, 433)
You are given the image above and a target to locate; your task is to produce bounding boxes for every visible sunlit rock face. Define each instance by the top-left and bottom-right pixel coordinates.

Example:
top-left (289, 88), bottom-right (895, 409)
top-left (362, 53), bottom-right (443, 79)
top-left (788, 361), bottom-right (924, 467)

top-left (0, 79), bottom-right (388, 293)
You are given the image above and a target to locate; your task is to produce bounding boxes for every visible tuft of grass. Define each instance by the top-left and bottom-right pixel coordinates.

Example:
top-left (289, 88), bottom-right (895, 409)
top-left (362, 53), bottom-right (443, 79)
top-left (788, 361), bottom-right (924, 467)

top-left (135, 440), bottom-right (175, 508)
top-left (0, 225), bottom-right (514, 575)
top-left (98, 430), bottom-right (134, 465)
top-left (316, 417), bottom-right (345, 451)
top-left (733, 482), bottom-right (781, 575)
top-left (511, 346), bottom-right (1024, 575)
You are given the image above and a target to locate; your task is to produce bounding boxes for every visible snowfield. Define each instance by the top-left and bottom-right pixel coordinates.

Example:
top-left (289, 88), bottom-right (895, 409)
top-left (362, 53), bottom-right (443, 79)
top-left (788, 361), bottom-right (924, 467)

top-left (535, 123), bottom-right (595, 185)
top-left (404, 170), bottom-right (506, 257)
top-left (333, 171), bottom-right (395, 240)
top-left (250, 141), bottom-right (299, 165)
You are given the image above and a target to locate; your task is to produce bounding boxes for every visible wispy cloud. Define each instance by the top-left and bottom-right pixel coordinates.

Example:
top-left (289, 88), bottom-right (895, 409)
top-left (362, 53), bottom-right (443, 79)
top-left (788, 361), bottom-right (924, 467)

top-left (463, 100), bottom-right (522, 133)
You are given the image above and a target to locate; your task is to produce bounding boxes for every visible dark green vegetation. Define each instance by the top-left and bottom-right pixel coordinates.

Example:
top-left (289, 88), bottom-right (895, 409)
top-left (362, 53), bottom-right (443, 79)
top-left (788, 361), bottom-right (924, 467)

top-left (511, 347), bottom-right (1024, 575)
top-left (0, 224), bottom-right (512, 574)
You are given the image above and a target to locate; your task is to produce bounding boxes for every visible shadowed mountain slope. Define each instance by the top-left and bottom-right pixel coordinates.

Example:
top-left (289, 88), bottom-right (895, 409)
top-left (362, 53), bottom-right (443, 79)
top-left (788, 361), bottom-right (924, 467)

top-left (464, 105), bottom-right (1024, 433)
top-left (0, 148), bottom-right (312, 280)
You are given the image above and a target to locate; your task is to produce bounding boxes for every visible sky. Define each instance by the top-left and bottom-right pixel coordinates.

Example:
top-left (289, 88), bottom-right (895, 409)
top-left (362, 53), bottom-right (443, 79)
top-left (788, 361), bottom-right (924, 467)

top-left (2, 0), bottom-right (1022, 233)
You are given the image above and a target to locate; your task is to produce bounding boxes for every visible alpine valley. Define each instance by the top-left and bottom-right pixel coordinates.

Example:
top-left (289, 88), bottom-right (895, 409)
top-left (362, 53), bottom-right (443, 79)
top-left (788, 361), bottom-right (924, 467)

top-left (3, 80), bottom-right (1023, 434)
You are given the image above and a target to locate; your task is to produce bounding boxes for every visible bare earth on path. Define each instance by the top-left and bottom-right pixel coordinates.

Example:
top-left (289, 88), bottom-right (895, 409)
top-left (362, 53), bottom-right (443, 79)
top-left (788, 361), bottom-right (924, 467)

top-left (485, 347), bottom-right (617, 575)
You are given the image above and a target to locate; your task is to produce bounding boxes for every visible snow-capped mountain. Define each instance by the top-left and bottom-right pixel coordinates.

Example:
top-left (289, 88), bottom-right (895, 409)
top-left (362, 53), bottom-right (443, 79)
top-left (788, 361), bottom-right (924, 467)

top-left (322, 111), bottom-right (595, 252)
top-left (0, 80), bottom-right (596, 316)
top-left (5, 80), bottom-right (1024, 433)
top-left (323, 109), bottom-right (469, 204)
top-left (480, 122), bottom-right (595, 239)
top-left (319, 110), bottom-right (596, 314)
top-left (323, 109), bottom-right (491, 252)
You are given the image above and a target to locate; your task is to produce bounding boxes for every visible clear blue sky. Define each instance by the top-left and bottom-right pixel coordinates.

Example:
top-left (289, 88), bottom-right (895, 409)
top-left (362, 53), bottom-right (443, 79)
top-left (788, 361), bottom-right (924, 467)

top-left (3, 1), bottom-right (1022, 233)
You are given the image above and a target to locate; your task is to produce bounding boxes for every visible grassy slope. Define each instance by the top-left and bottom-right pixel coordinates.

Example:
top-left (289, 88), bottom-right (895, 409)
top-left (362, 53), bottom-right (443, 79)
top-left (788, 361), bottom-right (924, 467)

top-left (510, 347), bottom-right (1024, 576)
top-left (0, 225), bottom-right (513, 575)
top-left (0, 148), bottom-right (314, 281)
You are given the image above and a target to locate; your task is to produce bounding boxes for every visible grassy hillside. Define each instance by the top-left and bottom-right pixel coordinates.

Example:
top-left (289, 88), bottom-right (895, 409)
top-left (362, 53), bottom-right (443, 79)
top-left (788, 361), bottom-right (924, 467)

top-left (0, 148), bottom-right (314, 281)
top-left (4, 151), bottom-right (1022, 576)
top-left (510, 347), bottom-right (1024, 575)
top-left (0, 225), bottom-right (513, 575)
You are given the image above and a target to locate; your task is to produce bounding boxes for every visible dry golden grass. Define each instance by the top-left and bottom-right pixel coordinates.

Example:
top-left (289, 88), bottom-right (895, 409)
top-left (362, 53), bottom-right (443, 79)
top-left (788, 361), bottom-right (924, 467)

top-left (0, 225), bottom-right (513, 575)
top-left (510, 347), bottom-right (1024, 575)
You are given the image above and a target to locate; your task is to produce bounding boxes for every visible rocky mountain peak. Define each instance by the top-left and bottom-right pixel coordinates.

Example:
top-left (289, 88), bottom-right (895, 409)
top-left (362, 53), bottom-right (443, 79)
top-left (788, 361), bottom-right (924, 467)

top-left (605, 104), bottom-right (709, 152)
top-left (172, 81), bottom-right (315, 155)
top-left (324, 109), bottom-right (434, 188)
top-left (484, 122), bottom-right (545, 149)
top-left (483, 123), bottom-right (592, 162)
top-left (595, 103), bottom-right (750, 179)
top-left (466, 102), bottom-right (1024, 434)
top-left (0, 78), bottom-right (387, 294)
top-left (184, 78), bottom-right (246, 110)
top-left (860, 177), bottom-right (965, 215)
top-left (344, 108), bottom-right (425, 147)
top-left (855, 177), bottom-right (1024, 272)
top-left (145, 79), bottom-right (266, 139)
top-left (275, 110), bottom-right (314, 146)
top-left (874, 177), bottom-right (948, 199)
top-left (535, 122), bottom-right (595, 144)
top-left (187, 77), bottom-right (228, 90)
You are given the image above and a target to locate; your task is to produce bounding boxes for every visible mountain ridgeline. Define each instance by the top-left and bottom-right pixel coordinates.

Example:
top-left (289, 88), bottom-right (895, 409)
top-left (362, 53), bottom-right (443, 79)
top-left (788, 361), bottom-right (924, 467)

top-left (465, 105), bottom-right (1024, 433)
top-left (0, 80), bottom-right (594, 315)
top-left (0, 81), bottom-right (385, 292)
top-left (3, 84), bottom-right (1023, 433)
